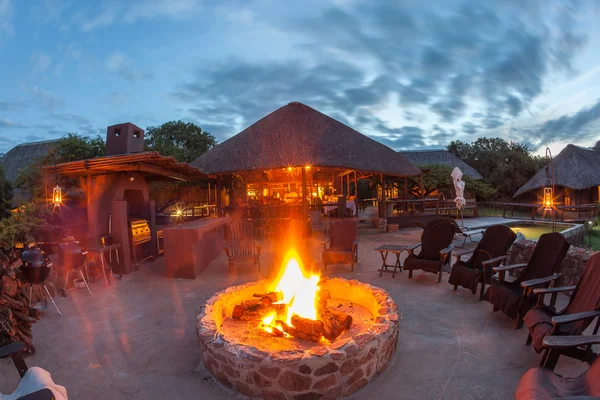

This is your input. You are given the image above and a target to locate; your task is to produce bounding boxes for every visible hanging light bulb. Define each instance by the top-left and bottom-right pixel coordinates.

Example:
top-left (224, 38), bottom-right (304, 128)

top-left (52, 185), bottom-right (62, 205)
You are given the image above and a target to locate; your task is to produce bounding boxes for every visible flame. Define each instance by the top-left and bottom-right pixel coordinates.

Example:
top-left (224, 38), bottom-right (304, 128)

top-left (261, 250), bottom-right (320, 333)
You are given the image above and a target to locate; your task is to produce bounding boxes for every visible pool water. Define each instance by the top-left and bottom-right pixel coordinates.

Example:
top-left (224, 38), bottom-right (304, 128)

top-left (507, 223), bottom-right (573, 240)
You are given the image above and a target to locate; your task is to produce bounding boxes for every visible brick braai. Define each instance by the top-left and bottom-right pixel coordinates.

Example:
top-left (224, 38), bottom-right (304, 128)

top-left (197, 278), bottom-right (399, 399)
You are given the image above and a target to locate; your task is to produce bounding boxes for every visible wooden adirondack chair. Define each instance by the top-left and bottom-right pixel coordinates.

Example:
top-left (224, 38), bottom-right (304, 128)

top-left (448, 224), bottom-right (517, 299)
top-left (515, 335), bottom-right (600, 399)
top-left (484, 232), bottom-right (570, 329)
top-left (523, 252), bottom-right (600, 369)
top-left (322, 220), bottom-right (359, 271)
top-left (403, 219), bottom-right (455, 283)
top-left (224, 220), bottom-right (262, 272)
top-left (0, 342), bottom-right (66, 399)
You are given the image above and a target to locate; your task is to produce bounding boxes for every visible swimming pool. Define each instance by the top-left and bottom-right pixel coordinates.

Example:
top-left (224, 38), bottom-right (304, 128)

top-left (503, 221), bottom-right (579, 240)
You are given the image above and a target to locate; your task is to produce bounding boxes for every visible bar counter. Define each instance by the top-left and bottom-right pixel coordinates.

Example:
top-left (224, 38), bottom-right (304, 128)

top-left (163, 216), bottom-right (230, 279)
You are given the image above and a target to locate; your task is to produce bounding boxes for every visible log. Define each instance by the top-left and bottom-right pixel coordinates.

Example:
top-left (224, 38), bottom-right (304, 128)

top-left (331, 311), bottom-right (352, 330)
top-left (277, 320), bottom-right (320, 342)
top-left (0, 294), bottom-right (26, 313)
top-left (232, 303), bottom-right (286, 320)
top-left (291, 315), bottom-right (324, 337)
top-left (253, 291), bottom-right (283, 305)
top-left (12, 309), bottom-right (37, 324)
top-left (317, 304), bottom-right (352, 341)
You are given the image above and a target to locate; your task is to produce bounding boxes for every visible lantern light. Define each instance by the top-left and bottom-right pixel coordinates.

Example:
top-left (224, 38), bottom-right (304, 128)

top-left (543, 186), bottom-right (553, 210)
top-left (52, 185), bottom-right (62, 205)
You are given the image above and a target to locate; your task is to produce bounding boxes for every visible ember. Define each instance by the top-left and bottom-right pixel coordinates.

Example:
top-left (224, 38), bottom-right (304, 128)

top-left (231, 251), bottom-right (353, 342)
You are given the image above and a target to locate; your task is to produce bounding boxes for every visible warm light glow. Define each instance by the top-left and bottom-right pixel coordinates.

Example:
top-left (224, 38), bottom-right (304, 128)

top-left (287, 166), bottom-right (293, 172)
top-left (312, 192), bottom-right (318, 197)
top-left (305, 165), bottom-right (311, 170)
top-left (261, 251), bottom-right (321, 333)
top-left (52, 185), bottom-right (62, 205)
top-left (543, 187), bottom-right (553, 210)
top-left (176, 209), bottom-right (183, 216)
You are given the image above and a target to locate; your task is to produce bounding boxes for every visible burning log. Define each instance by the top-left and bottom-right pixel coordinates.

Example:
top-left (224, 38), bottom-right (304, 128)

top-left (277, 320), bottom-right (321, 342)
top-left (232, 303), bottom-right (286, 321)
top-left (291, 315), bottom-right (324, 337)
top-left (253, 291), bottom-right (283, 305)
top-left (316, 296), bottom-right (353, 341)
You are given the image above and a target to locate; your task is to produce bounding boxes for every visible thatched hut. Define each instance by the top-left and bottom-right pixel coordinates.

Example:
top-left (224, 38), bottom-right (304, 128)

top-left (1, 139), bottom-right (59, 182)
top-left (191, 102), bottom-right (422, 218)
top-left (398, 149), bottom-right (483, 179)
top-left (514, 143), bottom-right (600, 205)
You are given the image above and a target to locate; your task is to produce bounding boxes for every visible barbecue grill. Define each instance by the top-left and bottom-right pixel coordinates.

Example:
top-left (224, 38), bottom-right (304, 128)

top-left (128, 218), bottom-right (154, 266)
top-left (58, 239), bottom-right (92, 298)
top-left (21, 243), bottom-right (62, 315)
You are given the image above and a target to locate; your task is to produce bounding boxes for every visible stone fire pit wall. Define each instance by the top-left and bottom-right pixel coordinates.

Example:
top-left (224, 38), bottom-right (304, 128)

top-left (197, 278), bottom-right (399, 399)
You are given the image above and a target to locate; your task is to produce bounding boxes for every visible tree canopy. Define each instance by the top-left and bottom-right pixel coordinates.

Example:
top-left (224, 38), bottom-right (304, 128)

top-left (447, 137), bottom-right (545, 199)
top-left (15, 133), bottom-right (105, 202)
top-left (407, 164), bottom-right (497, 200)
top-left (144, 121), bottom-right (217, 162)
top-left (0, 166), bottom-right (13, 219)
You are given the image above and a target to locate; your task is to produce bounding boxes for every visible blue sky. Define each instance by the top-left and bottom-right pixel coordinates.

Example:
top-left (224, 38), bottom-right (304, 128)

top-left (1, 0), bottom-right (600, 156)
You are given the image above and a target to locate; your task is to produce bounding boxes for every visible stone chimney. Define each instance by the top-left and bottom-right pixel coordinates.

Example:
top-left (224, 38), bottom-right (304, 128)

top-left (105, 123), bottom-right (144, 156)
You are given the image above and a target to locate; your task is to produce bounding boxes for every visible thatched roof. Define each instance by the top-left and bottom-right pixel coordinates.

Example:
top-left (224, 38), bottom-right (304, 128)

top-left (398, 149), bottom-right (483, 179)
top-left (514, 144), bottom-right (600, 197)
top-left (0, 139), bottom-right (59, 182)
top-left (191, 102), bottom-right (421, 177)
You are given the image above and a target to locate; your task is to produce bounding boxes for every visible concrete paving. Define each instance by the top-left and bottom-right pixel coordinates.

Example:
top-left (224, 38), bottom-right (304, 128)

top-left (0, 217), bottom-right (587, 399)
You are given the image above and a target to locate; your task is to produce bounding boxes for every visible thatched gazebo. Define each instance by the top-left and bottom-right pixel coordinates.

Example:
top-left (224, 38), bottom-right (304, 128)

top-left (514, 143), bottom-right (600, 205)
top-left (191, 101), bottom-right (422, 219)
top-left (398, 149), bottom-right (483, 179)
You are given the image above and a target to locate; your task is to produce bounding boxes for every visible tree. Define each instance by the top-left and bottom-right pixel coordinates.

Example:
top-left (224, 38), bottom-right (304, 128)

top-left (447, 138), bottom-right (545, 200)
top-left (0, 166), bottom-right (13, 219)
top-left (406, 164), bottom-right (497, 200)
top-left (144, 121), bottom-right (217, 162)
top-left (15, 133), bottom-right (105, 202)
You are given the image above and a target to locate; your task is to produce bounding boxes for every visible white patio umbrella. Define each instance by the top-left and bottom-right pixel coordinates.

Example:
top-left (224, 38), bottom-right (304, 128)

top-left (451, 167), bottom-right (466, 226)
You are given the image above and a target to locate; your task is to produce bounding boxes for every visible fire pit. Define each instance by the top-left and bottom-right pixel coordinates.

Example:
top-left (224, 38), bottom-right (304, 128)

top-left (197, 252), bottom-right (399, 399)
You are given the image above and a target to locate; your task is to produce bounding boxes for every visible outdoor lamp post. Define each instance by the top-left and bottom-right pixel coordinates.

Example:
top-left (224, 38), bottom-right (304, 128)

top-left (543, 186), bottom-right (553, 210)
top-left (545, 147), bottom-right (557, 231)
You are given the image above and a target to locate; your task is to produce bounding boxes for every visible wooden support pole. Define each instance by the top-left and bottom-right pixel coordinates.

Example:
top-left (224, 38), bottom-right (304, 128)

top-left (207, 181), bottom-right (211, 204)
top-left (302, 167), bottom-right (308, 223)
top-left (216, 175), bottom-right (222, 217)
top-left (381, 174), bottom-right (386, 219)
top-left (419, 174), bottom-right (424, 199)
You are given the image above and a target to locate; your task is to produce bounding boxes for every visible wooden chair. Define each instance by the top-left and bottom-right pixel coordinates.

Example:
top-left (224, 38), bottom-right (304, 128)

top-left (337, 196), bottom-right (347, 218)
top-left (515, 335), bottom-right (600, 399)
top-left (403, 219), bottom-right (455, 283)
top-left (523, 252), bottom-right (600, 369)
top-left (484, 232), bottom-right (570, 329)
top-left (322, 220), bottom-right (358, 271)
top-left (0, 342), bottom-right (66, 399)
top-left (224, 220), bottom-right (262, 272)
top-left (448, 225), bottom-right (517, 299)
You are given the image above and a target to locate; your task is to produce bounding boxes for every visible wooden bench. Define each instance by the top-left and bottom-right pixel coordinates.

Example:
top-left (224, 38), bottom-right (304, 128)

top-left (435, 201), bottom-right (479, 218)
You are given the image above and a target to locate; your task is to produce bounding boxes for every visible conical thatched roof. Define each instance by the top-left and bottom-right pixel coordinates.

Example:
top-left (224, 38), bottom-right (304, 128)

top-left (0, 139), bottom-right (59, 182)
top-left (192, 102), bottom-right (421, 177)
top-left (513, 144), bottom-right (600, 197)
top-left (398, 149), bottom-right (483, 179)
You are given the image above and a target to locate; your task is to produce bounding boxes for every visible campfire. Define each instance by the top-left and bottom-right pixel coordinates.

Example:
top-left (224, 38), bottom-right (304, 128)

top-left (197, 251), bottom-right (399, 399)
top-left (231, 251), bottom-right (353, 342)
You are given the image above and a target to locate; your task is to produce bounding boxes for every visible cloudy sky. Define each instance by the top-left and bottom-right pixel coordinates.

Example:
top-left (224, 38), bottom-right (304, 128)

top-left (1, 0), bottom-right (600, 156)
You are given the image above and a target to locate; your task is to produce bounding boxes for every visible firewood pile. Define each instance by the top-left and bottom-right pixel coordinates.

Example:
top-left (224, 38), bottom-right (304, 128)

top-left (0, 252), bottom-right (40, 352)
top-left (232, 289), bottom-right (353, 342)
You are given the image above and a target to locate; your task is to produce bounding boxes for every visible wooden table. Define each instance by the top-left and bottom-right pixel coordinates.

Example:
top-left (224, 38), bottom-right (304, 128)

top-left (375, 244), bottom-right (413, 278)
top-left (87, 243), bottom-right (122, 286)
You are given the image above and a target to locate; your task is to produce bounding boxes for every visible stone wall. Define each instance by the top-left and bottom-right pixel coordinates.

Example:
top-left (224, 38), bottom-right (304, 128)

top-left (197, 279), bottom-right (399, 399)
top-left (507, 240), bottom-right (596, 286)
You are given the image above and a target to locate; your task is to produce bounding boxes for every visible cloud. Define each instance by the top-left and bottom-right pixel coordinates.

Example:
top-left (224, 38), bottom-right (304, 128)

top-left (0, 118), bottom-right (26, 128)
top-left (530, 98), bottom-right (600, 145)
top-left (105, 52), bottom-right (152, 82)
top-left (79, 0), bottom-right (201, 31)
top-left (165, 1), bottom-right (590, 151)
top-left (31, 52), bottom-right (52, 74)
top-left (25, 86), bottom-right (66, 111)
top-left (0, 0), bottom-right (13, 35)
top-left (81, 7), bottom-right (118, 31)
